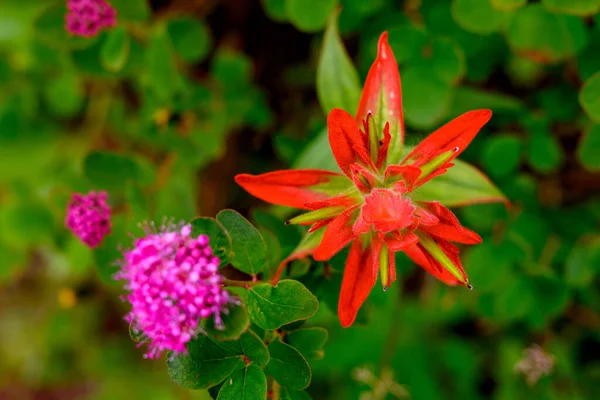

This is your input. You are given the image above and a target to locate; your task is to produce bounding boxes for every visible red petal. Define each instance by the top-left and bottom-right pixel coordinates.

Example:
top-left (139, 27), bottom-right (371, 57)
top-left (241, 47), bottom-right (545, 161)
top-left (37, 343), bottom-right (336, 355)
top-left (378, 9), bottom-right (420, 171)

top-left (235, 170), bottom-right (349, 210)
top-left (403, 244), bottom-right (462, 285)
top-left (313, 207), bottom-right (357, 261)
top-left (338, 239), bottom-right (377, 327)
top-left (403, 109), bottom-right (492, 165)
top-left (384, 164), bottom-right (421, 192)
top-left (356, 32), bottom-right (404, 146)
top-left (385, 231), bottom-right (419, 252)
top-left (376, 123), bottom-right (391, 169)
top-left (304, 193), bottom-right (360, 210)
top-left (419, 202), bottom-right (482, 244)
top-left (328, 109), bottom-right (373, 177)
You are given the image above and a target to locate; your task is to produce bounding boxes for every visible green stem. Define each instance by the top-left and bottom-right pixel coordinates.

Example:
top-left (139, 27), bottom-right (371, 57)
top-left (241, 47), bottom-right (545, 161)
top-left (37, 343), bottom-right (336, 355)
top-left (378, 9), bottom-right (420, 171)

top-left (223, 279), bottom-right (260, 288)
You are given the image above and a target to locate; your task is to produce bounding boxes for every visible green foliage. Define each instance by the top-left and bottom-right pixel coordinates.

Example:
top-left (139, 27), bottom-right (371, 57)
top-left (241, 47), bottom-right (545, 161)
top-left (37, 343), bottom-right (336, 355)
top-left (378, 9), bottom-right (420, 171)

top-left (247, 280), bottom-right (319, 330)
top-left (2, 0), bottom-right (600, 399)
top-left (580, 72), bottom-right (600, 122)
top-left (216, 364), bottom-right (267, 400)
top-left (265, 340), bottom-right (312, 390)
top-left (317, 11), bottom-right (361, 114)
top-left (285, 0), bottom-right (338, 32)
top-left (167, 335), bottom-right (244, 389)
top-left (577, 125), bottom-right (600, 171)
top-left (217, 210), bottom-right (267, 276)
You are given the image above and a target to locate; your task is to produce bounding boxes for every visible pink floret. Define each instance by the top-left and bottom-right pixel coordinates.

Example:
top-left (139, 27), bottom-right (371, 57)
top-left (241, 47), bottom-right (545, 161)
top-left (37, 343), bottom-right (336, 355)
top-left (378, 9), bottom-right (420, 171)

top-left (116, 223), bottom-right (232, 359)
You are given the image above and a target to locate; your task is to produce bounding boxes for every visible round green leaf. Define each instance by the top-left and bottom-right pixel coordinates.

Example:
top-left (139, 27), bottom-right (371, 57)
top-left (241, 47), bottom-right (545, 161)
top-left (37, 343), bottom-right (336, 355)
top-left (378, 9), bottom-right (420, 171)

top-left (386, 25), bottom-right (429, 65)
top-left (317, 10), bottom-right (361, 114)
top-left (565, 240), bottom-right (599, 287)
top-left (191, 217), bottom-right (232, 267)
top-left (452, 0), bottom-right (505, 35)
top-left (285, 327), bottom-right (328, 360)
top-left (204, 304), bottom-right (250, 341)
top-left (542, 0), bottom-right (600, 16)
top-left (286, 0), bottom-right (337, 32)
top-left (110, 0), bottom-right (151, 21)
top-left (262, 0), bottom-right (288, 22)
top-left (0, 202), bottom-right (54, 247)
top-left (402, 65), bottom-right (452, 129)
top-left (481, 134), bottom-right (523, 179)
top-left (146, 28), bottom-right (182, 101)
top-left (84, 151), bottom-right (138, 189)
top-left (217, 210), bottom-right (267, 276)
top-left (240, 331), bottom-right (270, 367)
top-left (167, 335), bottom-right (244, 389)
top-left (527, 133), bottom-right (564, 173)
top-left (101, 26), bottom-right (131, 72)
top-left (414, 37), bottom-right (465, 84)
top-left (167, 17), bottom-right (212, 63)
top-left (265, 341), bottom-right (311, 390)
top-left (580, 72), bottom-right (600, 123)
top-left (491, 0), bottom-right (526, 11)
top-left (247, 279), bottom-right (319, 330)
top-left (507, 4), bottom-right (587, 63)
top-left (577, 125), bottom-right (600, 171)
top-left (217, 364), bottom-right (267, 400)
top-left (43, 72), bottom-right (84, 117)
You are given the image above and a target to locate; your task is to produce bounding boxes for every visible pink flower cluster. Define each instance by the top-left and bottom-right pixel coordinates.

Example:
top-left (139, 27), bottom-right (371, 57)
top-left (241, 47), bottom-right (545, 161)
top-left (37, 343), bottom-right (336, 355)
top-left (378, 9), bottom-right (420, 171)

top-left (65, 191), bottom-right (111, 248)
top-left (66, 0), bottom-right (117, 37)
top-left (116, 223), bottom-right (231, 359)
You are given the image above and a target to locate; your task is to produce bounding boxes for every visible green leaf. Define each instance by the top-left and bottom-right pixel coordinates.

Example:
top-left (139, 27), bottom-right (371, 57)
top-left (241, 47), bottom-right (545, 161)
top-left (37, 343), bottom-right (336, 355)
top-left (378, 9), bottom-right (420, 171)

top-left (416, 37), bottom-right (465, 84)
top-left (480, 134), bottom-right (523, 179)
top-left (577, 125), bottom-right (600, 172)
top-left (217, 210), bottom-right (267, 276)
top-left (110, 0), bottom-right (151, 21)
top-left (285, 328), bottom-right (328, 360)
top-left (285, 0), bottom-right (338, 33)
top-left (452, 0), bottom-right (505, 34)
top-left (43, 72), bottom-right (84, 117)
top-left (317, 10), bottom-right (361, 115)
top-left (293, 128), bottom-right (340, 172)
top-left (580, 72), bottom-right (600, 123)
top-left (0, 202), bottom-right (54, 247)
top-left (507, 4), bottom-right (587, 64)
top-left (527, 133), bottom-right (564, 173)
top-left (262, 0), bottom-right (288, 22)
top-left (84, 151), bottom-right (138, 190)
top-left (216, 364), bottom-right (267, 400)
top-left (265, 341), bottom-right (311, 390)
top-left (542, 0), bottom-right (600, 16)
top-left (167, 335), bottom-right (244, 389)
top-left (565, 240), bottom-right (599, 287)
top-left (34, 3), bottom-right (95, 50)
top-left (167, 17), bottom-right (212, 63)
top-left (412, 158), bottom-right (507, 207)
top-left (247, 280), bottom-right (319, 330)
top-left (146, 27), bottom-right (181, 101)
top-left (100, 26), bottom-right (131, 72)
top-left (191, 217), bottom-right (233, 267)
top-left (204, 304), bottom-right (250, 341)
top-left (449, 87), bottom-right (524, 116)
top-left (385, 25), bottom-right (429, 65)
top-left (490, 0), bottom-right (526, 11)
top-left (402, 65), bottom-right (452, 129)
top-left (240, 331), bottom-right (270, 367)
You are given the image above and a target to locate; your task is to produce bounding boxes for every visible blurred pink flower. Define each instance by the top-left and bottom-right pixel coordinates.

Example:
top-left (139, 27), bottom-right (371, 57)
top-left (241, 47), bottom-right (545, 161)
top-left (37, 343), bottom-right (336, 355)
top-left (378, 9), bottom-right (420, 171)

top-left (66, 0), bottom-right (117, 37)
top-left (116, 223), bottom-right (232, 359)
top-left (65, 190), bottom-right (111, 248)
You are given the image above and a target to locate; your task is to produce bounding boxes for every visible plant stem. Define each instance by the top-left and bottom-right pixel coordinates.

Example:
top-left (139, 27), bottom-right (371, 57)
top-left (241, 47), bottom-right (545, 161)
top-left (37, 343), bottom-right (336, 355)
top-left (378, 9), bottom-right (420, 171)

top-left (271, 381), bottom-right (281, 400)
top-left (223, 278), bottom-right (260, 288)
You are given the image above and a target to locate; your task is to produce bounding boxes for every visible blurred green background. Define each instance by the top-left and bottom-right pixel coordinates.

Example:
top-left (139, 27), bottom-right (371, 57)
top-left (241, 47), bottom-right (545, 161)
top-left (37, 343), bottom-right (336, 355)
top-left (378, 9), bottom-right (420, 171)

top-left (1, 0), bottom-right (600, 399)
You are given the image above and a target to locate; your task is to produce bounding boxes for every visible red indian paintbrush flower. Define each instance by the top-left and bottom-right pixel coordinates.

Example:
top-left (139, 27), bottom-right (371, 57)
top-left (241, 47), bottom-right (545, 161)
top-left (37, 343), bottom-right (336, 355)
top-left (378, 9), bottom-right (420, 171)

top-left (235, 32), bottom-right (505, 327)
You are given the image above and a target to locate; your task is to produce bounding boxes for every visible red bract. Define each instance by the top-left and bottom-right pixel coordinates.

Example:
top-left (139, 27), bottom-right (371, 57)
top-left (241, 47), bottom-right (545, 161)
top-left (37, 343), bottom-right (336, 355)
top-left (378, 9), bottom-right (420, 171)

top-left (236, 32), bottom-right (505, 327)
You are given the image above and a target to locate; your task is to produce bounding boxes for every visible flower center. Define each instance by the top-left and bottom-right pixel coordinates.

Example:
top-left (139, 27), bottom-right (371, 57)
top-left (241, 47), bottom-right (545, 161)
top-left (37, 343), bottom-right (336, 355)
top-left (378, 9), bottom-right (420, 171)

top-left (354, 188), bottom-right (415, 235)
